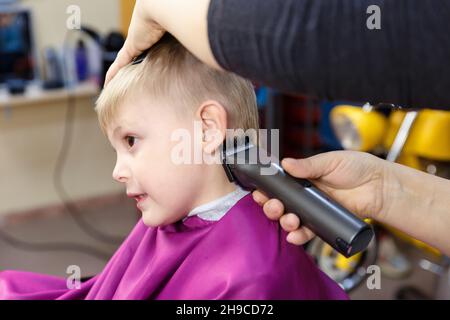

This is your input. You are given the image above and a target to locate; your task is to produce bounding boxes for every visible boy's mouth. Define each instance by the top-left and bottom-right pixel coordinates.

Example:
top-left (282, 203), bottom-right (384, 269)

top-left (135, 194), bottom-right (148, 203)
top-left (127, 193), bottom-right (148, 203)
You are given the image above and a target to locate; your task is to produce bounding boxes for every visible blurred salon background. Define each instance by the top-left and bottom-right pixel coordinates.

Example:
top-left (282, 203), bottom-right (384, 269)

top-left (0, 0), bottom-right (449, 300)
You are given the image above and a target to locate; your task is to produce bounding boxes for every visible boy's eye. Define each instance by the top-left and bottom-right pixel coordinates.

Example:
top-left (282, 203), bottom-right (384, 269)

top-left (125, 136), bottom-right (137, 148)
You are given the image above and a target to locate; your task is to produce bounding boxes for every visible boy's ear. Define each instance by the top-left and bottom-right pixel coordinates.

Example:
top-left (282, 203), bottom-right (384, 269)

top-left (196, 100), bottom-right (228, 154)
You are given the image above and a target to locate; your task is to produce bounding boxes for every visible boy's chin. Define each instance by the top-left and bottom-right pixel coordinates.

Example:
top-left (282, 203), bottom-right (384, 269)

top-left (141, 210), bottom-right (180, 228)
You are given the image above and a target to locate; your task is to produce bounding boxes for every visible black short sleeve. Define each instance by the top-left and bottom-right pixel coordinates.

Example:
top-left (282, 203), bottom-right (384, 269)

top-left (208, 0), bottom-right (450, 109)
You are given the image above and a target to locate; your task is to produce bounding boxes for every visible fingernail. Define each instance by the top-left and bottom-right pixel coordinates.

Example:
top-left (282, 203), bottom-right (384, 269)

top-left (286, 233), bottom-right (293, 243)
top-left (282, 158), bottom-right (296, 166)
top-left (253, 195), bottom-right (262, 205)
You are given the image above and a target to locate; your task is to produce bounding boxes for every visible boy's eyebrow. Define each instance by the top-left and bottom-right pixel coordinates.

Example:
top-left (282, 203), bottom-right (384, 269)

top-left (110, 121), bottom-right (140, 139)
top-left (113, 126), bottom-right (123, 136)
top-left (109, 126), bottom-right (123, 141)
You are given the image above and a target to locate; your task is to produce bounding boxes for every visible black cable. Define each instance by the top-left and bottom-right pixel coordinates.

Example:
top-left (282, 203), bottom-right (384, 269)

top-left (0, 93), bottom-right (120, 261)
top-left (52, 92), bottom-right (124, 245)
top-left (0, 227), bottom-right (111, 261)
top-left (0, 30), bottom-right (125, 260)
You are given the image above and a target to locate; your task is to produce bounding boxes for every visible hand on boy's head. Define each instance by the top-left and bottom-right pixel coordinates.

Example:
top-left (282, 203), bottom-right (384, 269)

top-left (105, 0), bottom-right (165, 86)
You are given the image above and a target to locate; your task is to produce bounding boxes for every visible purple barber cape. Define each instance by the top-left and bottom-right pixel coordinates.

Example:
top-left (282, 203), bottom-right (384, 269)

top-left (0, 194), bottom-right (347, 300)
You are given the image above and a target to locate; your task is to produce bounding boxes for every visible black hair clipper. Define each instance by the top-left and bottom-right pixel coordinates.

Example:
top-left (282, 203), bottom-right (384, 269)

top-left (220, 137), bottom-right (374, 258)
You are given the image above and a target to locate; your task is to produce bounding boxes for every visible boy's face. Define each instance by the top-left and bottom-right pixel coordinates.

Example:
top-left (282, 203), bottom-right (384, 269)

top-left (107, 96), bottom-right (208, 227)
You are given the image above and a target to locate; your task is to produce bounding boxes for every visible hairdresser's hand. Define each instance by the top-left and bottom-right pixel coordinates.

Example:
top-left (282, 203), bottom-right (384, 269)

top-left (105, 0), bottom-right (165, 85)
top-left (253, 151), bottom-right (388, 245)
top-left (105, 0), bottom-right (218, 86)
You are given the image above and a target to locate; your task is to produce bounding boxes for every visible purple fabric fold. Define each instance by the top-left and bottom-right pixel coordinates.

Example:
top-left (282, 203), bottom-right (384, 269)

top-left (0, 194), bottom-right (347, 300)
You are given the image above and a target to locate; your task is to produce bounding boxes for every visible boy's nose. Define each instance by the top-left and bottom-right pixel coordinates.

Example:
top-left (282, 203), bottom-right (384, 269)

top-left (112, 162), bottom-right (130, 183)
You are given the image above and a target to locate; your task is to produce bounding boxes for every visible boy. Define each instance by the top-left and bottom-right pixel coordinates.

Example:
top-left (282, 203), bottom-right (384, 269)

top-left (0, 35), bottom-right (347, 299)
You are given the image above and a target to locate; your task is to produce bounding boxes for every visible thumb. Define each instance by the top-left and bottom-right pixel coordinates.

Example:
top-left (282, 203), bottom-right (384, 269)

top-left (281, 153), bottom-right (336, 180)
top-left (104, 43), bottom-right (137, 87)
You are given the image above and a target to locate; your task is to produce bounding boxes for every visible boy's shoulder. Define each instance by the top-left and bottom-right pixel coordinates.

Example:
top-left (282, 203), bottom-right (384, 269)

top-left (187, 194), bottom-right (346, 299)
top-left (205, 193), bottom-right (308, 273)
top-left (162, 194), bottom-right (347, 299)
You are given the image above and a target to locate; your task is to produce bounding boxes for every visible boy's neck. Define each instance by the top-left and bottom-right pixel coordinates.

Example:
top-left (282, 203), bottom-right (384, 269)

top-left (185, 184), bottom-right (249, 222)
top-left (190, 164), bottom-right (239, 210)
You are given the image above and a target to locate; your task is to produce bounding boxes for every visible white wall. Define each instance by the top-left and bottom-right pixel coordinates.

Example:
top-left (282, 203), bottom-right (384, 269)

top-left (0, 0), bottom-right (124, 216)
top-left (21, 0), bottom-right (120, 55)
top-left (0, 90), bottom-right (124, 216)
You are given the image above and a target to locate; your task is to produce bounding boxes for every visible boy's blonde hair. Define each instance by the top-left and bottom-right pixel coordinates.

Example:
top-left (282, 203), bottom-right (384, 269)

top-left (95, 34), bottom-right (259, 137)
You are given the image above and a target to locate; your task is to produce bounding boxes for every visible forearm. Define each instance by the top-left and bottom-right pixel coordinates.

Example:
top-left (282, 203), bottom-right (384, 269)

top-left (381, 161), bottom-right (450, 255)
top-left (146, 0), bottom-right (220, 69)
top-left (208, 0), bottom-right (450, 109)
